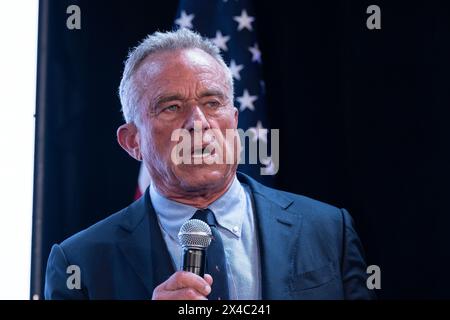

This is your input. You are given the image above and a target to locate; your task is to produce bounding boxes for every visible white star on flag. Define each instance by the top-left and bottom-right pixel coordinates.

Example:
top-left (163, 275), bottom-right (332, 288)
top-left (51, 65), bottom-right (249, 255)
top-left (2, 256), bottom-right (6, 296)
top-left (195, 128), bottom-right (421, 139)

top-left (237, 89), bottom-right (257, 111)
top-left (249, 43), bottom-right (262, 63)
top-left (233, 9), bottom-right (255, 31)
top-left (229, 60), bottom-right (244, 80)
top-left (211, 30), bottom-right (230, 51)
top-left (248, 120), bottom-right (268, 143)
top-left (175, 10), bottom-right (195, 29)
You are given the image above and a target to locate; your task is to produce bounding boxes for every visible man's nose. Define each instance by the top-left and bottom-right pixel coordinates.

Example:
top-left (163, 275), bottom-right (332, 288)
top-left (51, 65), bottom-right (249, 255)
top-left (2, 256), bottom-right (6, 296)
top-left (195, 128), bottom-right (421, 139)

top-left (184, 105), bottom-right (211, 133)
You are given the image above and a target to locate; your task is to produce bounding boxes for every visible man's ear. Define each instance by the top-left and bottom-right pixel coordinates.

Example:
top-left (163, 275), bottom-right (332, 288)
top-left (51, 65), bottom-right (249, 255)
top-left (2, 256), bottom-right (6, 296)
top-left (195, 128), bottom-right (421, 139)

top-left (117, 123), bottom-right (142, 161)
top-left (233, 106), bottom-right (239, 127)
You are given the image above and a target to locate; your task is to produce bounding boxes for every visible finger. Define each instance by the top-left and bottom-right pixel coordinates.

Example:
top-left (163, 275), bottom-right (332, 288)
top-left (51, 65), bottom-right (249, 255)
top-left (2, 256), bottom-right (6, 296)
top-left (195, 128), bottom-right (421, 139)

top-left (204, 274), bottom-right (213, 287)
top-left (164, 271), bottom-right (211, 296)
top-left (155, 287), bottom-right (208, 300)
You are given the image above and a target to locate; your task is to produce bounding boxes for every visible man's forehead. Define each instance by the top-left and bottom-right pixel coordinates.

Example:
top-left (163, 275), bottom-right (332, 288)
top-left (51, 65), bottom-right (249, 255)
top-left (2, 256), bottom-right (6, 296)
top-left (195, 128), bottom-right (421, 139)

top-left (134, 49), bottom-right (229, 98)
top-left (137, 48), bottom-right (222, 78)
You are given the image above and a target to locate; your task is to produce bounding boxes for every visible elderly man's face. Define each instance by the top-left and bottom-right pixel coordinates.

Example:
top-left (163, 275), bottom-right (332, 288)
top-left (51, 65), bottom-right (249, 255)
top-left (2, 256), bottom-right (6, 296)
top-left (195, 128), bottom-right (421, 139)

top-left (132, 48), bottom-right (238, 195)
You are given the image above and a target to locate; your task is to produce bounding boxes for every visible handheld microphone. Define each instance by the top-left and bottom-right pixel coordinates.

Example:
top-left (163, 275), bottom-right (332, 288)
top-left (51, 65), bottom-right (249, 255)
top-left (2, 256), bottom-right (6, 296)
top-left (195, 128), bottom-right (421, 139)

top-left (178, 219), bottom-right (212, 276)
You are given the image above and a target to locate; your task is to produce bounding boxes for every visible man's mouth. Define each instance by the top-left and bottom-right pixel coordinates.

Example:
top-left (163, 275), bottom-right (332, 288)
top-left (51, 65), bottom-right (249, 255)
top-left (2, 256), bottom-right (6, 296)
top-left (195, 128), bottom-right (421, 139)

top-left (191, 146), bottom-right (215, 159)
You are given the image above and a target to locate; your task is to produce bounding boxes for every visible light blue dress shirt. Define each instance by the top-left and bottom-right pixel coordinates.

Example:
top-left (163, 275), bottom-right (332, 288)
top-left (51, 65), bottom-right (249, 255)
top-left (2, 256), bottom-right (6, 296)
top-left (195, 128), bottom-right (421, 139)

top-left (149, 175), bottom-right (261, 300)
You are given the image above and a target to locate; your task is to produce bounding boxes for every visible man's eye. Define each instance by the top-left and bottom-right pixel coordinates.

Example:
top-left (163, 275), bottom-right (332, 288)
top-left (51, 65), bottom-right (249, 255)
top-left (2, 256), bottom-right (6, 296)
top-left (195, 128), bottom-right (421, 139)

top-left (163, 105), bottom-right (180, 112)
top-left (206, 101), bottom-right (221, 108)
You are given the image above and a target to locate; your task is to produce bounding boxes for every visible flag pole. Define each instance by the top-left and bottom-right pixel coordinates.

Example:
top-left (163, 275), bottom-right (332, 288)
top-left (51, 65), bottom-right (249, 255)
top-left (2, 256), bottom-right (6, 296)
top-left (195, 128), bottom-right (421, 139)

top-left (30, 0), bottom-right (50, 300)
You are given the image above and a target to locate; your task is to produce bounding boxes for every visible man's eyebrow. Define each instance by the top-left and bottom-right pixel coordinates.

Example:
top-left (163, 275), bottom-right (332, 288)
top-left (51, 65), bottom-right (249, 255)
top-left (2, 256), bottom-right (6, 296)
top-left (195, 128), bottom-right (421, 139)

top-left (199, 89), bottom-right (226, 99)
top-left (156, 90), bottom-right (227, 104)
top-left (156, 94), bottom-right (185, 105)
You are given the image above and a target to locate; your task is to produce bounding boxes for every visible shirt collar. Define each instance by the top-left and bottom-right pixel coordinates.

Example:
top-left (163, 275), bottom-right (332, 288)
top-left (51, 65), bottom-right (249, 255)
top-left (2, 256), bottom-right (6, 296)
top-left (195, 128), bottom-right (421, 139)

top-left (150, 175), bottom-right (245, 242)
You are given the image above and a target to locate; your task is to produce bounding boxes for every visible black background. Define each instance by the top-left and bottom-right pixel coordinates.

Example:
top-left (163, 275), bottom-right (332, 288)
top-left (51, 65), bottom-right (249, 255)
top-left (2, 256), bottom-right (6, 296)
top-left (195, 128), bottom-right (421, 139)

top-left (32, 0), bottom-right (450, 299)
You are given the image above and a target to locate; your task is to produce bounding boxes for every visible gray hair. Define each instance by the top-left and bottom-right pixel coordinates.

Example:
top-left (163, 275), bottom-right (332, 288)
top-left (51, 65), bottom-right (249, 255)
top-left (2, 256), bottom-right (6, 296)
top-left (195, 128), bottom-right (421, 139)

top-left (118, 28), bottom-right (234, 124)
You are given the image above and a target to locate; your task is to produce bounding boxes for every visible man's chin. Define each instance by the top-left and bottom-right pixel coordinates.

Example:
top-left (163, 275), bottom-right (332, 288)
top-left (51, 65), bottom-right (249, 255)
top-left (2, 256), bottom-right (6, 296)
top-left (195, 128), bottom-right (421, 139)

top-left (174, 165), bottom-right (234, 190)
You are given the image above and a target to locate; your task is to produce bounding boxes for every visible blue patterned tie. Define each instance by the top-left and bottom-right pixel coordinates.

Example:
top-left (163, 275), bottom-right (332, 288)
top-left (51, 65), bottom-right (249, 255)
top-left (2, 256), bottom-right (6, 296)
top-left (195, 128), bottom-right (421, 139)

top-left (191, 209), bottom-right (230, 300)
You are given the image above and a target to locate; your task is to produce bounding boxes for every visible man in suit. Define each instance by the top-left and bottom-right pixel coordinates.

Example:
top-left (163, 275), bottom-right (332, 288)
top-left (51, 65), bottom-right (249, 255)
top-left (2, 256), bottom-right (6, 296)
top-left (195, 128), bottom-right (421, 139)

top-left (45, 29), bottom-right (375, 300)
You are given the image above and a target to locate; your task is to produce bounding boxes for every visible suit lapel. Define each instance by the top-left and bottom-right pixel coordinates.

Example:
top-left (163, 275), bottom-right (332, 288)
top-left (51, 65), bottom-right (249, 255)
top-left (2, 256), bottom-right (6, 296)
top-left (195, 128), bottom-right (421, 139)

top-left (238, 173), bottom-right (303, 299)
top-left (118, 189), bottom-right (175, 297)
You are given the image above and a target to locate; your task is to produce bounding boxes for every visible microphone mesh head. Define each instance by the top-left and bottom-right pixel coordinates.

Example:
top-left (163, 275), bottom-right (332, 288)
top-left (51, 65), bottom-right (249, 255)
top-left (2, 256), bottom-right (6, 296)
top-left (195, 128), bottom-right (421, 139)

top-left (178, 219), bottom-right (212, 249)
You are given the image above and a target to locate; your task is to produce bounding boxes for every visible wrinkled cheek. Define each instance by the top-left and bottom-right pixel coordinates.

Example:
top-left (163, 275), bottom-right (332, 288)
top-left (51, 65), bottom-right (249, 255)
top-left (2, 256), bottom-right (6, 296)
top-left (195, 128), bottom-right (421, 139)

top-left (141, 130), bottom-right (165, 165)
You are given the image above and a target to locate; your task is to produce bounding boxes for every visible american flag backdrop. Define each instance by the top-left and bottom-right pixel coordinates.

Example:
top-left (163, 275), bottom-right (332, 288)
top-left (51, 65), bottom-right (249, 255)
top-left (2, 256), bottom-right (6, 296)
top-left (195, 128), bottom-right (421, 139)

top-left (135, 0), bottom-right (275, 198)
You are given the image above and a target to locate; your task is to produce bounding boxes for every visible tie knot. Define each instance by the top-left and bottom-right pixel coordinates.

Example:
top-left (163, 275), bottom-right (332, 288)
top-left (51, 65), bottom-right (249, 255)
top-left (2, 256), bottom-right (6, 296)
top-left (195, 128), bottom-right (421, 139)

top-left (191, 209), bottom-right (217, 227)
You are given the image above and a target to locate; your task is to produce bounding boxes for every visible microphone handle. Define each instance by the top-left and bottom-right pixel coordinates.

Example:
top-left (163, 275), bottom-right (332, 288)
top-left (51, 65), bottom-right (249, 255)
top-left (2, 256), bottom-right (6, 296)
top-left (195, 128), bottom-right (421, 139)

top-left (182, 247), bottom-right (206, 277)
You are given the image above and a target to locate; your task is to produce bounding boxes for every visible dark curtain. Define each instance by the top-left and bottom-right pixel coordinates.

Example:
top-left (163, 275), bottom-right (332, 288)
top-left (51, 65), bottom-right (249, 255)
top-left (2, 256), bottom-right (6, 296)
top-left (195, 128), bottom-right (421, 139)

top-left (32, 0), bottom-right (450, 299)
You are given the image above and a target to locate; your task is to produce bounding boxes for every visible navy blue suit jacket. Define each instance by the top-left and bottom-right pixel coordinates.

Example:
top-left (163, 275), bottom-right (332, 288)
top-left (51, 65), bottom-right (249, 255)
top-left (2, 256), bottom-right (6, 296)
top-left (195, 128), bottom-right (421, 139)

top-left (45, 172), bottom-right (375, 299)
